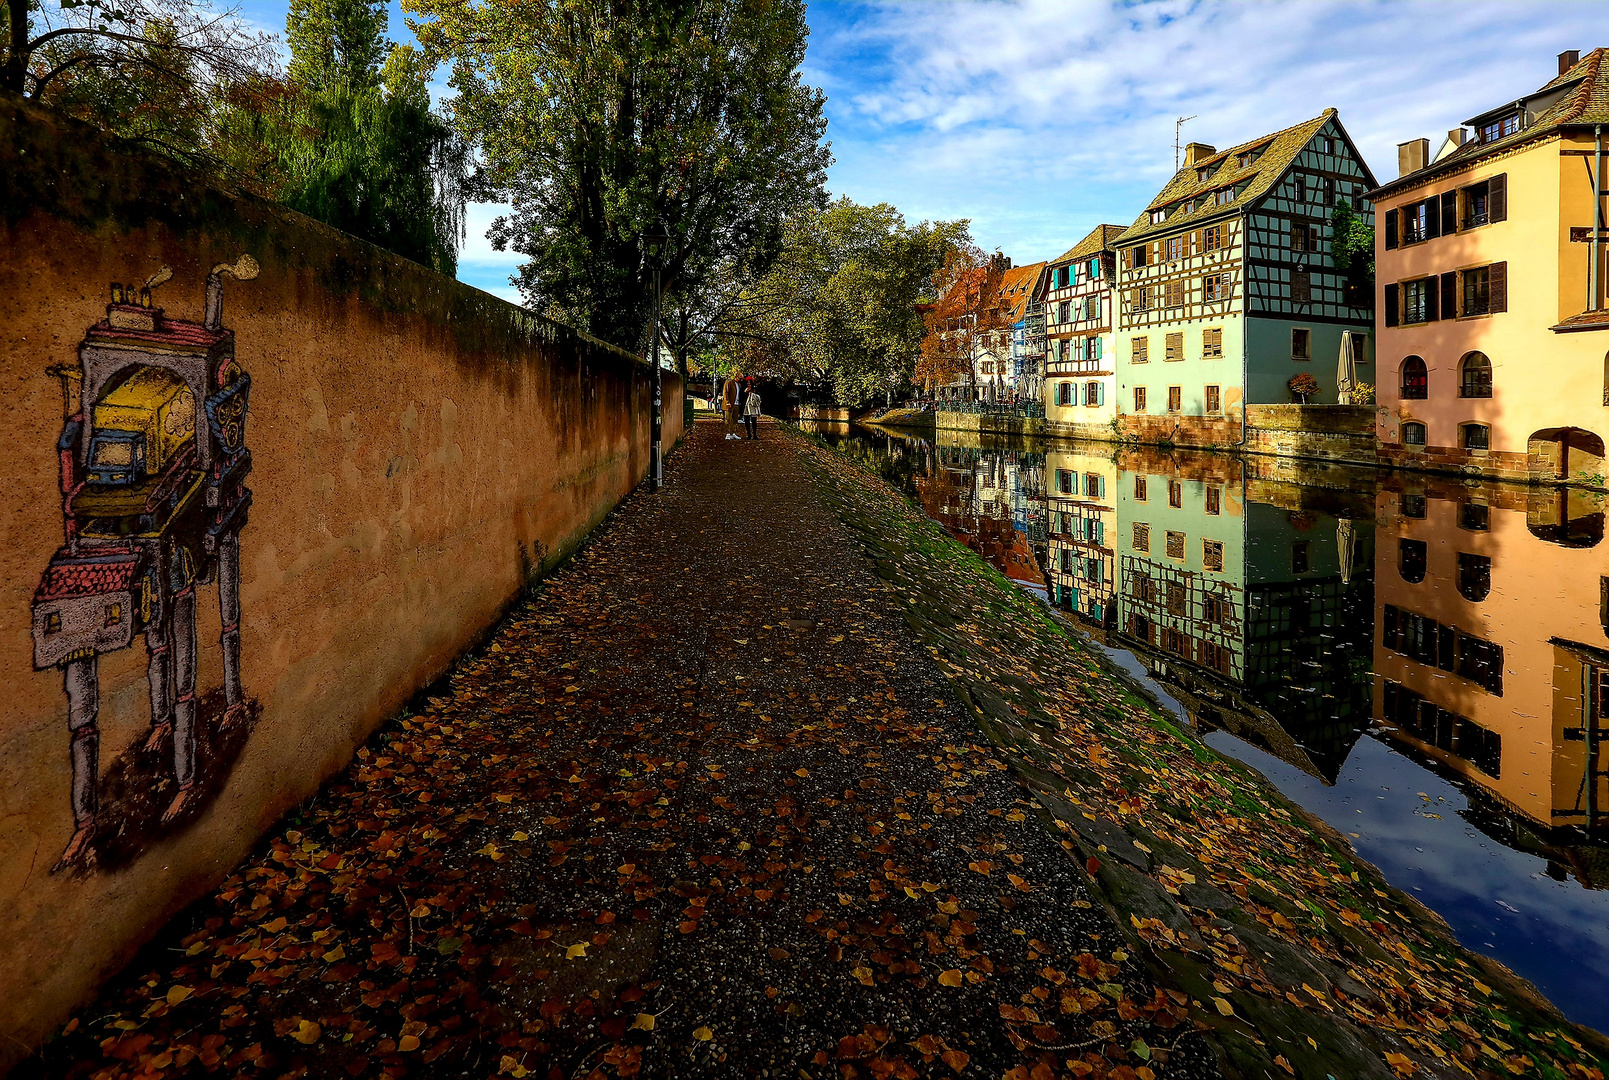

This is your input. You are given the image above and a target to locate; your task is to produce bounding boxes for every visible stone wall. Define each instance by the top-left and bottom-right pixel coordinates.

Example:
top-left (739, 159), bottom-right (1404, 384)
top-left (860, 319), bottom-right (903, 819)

top-left (934, 411), bottom-right (1119, 442)
top-left (791, 406), bottom-right (850, 422)
top-left (1242, 404), bottom-right (1381, 468)
top-left (0, 100), bottom-right (681, 1065)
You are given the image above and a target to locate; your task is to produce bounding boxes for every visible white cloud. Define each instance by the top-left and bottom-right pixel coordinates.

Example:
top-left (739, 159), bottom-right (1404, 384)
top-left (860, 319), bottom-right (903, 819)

top-left (811, 0), bottom-right (1605, 260)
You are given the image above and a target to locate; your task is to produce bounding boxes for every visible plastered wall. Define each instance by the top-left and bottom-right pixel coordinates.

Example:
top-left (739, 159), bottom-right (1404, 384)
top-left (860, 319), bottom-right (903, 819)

top-left (0, 99), bottom-right (682, 1065)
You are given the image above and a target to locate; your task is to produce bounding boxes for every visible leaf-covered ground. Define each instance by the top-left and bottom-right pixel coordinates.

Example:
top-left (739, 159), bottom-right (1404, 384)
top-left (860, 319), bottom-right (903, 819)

top-left (21, 421), bottom-right (1608, 1080)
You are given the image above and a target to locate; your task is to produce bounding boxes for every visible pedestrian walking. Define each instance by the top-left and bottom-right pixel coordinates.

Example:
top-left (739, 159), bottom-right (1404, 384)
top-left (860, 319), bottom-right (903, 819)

top-left (721, 376), bottom-right (741, 440)
top-left (743, 385), bottom-right (762, 439)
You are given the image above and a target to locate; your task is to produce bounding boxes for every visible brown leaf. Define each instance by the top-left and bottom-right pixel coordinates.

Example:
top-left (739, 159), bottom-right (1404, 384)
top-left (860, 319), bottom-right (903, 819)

top-left (941, 1048), bottom-right (970, 1072)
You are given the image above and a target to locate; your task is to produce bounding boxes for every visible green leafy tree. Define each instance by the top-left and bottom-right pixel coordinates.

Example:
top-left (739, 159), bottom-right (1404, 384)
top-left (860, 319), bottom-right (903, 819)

top-left (407, 0), bottom-right (832, 350)
top-left (1331, 199), bottom-right (1375, 288)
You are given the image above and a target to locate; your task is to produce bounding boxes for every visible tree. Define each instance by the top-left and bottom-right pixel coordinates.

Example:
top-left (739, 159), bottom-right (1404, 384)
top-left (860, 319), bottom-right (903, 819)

top-left (915, 243), bottom-right (1010, 400)
top-left (212, 0), bottom-right (474, 274)
top-left (1331, 198), bottom-right (1374, 305)
top-left (407, 0), bottom-right (832, 350)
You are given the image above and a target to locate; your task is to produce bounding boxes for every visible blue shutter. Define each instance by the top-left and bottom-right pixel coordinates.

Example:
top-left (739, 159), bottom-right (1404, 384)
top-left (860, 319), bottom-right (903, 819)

top-left (1092, 337), bottom-right (1103, 360)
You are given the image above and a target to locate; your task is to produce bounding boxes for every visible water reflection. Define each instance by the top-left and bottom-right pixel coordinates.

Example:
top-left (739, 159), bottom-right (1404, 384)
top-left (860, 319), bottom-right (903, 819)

top-left (801, 420), bottom-right (1609, 1031)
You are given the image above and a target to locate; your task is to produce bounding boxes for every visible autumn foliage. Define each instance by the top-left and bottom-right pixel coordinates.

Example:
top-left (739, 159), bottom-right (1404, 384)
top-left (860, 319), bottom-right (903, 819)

top-left (915, 245), bottom-right (1011, 396)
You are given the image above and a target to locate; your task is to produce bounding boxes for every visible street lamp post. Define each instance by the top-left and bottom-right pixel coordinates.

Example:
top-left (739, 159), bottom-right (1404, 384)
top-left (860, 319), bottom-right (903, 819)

top-left (645, 229), bottom-right (669, 492)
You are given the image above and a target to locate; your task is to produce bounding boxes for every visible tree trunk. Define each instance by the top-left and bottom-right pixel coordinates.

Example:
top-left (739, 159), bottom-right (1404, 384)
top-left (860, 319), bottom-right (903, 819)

top-left (4, 0), bottom-right (29, 94)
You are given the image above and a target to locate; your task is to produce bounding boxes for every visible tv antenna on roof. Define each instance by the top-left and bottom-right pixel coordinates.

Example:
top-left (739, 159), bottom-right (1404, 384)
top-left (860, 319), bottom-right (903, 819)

top-left (1174, 115), bottom-right (1198, 171)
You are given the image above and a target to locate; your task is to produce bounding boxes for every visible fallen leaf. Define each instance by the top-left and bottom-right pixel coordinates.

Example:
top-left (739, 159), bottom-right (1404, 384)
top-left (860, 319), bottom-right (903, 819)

top-left (941, 1049), bottom-right (970, 1072)
top-left (693, 1026), bottom-right (713, 1042)
top-left (631, 1013), bottom-right (656, 1031)
top-left (1212, 997), bottom-right (1234, 1016)
top-left (398, 1035), bottom-right (420, 1052)
top-left (566, 943), bottom-right (588, 959)
top-left (291, 1019), bottom-right (321, 1044)
top-left (165, 986), bottom-right (191, 1006)
top-left (938, 970), bottom-right (964, 987)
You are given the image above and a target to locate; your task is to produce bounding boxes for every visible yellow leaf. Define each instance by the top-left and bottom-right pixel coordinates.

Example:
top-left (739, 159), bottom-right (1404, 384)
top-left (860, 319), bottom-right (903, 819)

top-left (693, 1026), bottom-right (713, 1042)
top-left (263, 917), bottom-right (287, 933)
top-left (631, 1013), bottom-right (656, 1031)
top-left (411, 903), bottom-right (431, 918)
top-left (1212, 997), bottom-right (1234, 1016)
top-left (794, 769), bottom-right (810, 778)
top-left (498, 1055), bottom-right (530, 1077)
top-left (398, 1034), bottom-right (420, 1052)
top-left (1385, 1051), bottom-right (1417, 1076)
top-left (938, 969), bottom-right (964, 987)
top-left (905, 887), bottom-right (920, 899)
top-left (941, 1049), bottom-right (970, 1072)
top-left (165, 986), bottom-right (191, 1006)
top-left (1473, 980), bottom-right (1492, 996)
top-left (852, 965), bottom-right (874, 986)
top-left (618, 863), bottom-right (637, 875)
top-left (512, 831), bottom-right (529, 842)
top-left (292, 1019), bottom-right (321, 1044)
top-left (322, 945), bottom-right (345, 963)
top-left (566, 943), bottom-right (588, 959)
top-left (495, 794), bottom-right (514, 804)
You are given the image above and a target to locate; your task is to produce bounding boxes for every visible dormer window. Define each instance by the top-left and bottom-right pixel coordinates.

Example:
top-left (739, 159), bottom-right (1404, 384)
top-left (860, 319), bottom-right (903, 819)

top-left (1149, 208), bottom-right (1167, 224)
top-left (1480, 114), bottom-right (1520, 143)
top-left (1196, 166), bottom-right (1212, 182)
top-left (1214, 188), bottom-right (1236, 206)
top-left (1237, 149), bottom-right (1261, 168)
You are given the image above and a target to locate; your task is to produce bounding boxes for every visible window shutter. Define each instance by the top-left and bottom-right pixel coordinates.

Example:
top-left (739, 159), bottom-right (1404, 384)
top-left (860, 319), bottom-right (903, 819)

top-left (1489, 261), bottom-right (1507, 312)
top-left (1097, 383), bottom-right (1106, 406)
top-left (1384, 283), bottom-right (1399, 327)
top-left (1441, 191), bottom-right (1458, 235)
top-left (1489, 173), bottom-right (1507, 222)
top-left (1423, 199), bottom-right (1441, 241)
top-left (1384, 209), bottom-right (1398, 249)
top-left (1424, 278), bottom-right (1439, 321)
top-left (1122, 248), bottom-right (1132, 271)
top-left (1440, 271), bottom-right (1458, 318)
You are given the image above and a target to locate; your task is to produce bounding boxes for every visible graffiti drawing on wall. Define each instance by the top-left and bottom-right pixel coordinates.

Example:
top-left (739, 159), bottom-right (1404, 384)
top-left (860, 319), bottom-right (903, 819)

top-left (31, 257), bottom-right (261, 873)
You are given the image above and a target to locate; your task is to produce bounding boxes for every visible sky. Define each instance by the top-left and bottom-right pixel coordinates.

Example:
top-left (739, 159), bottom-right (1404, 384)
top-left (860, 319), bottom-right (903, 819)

top-left (231, 0), bottom-right (1608, 305)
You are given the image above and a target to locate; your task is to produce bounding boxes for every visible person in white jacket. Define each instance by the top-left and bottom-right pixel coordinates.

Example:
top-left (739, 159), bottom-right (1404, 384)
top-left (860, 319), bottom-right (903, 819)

top-left (742, 387), bottom-right (762, 439)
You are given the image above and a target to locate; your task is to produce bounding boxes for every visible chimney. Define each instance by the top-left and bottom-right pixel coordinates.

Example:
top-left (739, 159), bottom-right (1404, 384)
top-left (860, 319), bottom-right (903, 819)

top-left (1183, 142), bottom-right (1216, 167)
top-left (1559, 50), bottom-right (1581, 75)
top-left (1397, 138), bottom-right (1429, 178)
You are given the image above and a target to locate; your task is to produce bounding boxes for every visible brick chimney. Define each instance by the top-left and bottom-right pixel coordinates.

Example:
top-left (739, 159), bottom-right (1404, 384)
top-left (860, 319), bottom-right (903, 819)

top-left (1559, 50), bottom-right (1581, 75)
top-left (1183, 142), bottom-right (1216, 167)
top-left (1446, 128), bottom-right (1467, 149)
top-left (1397, 138), bottom-right (1429, 178)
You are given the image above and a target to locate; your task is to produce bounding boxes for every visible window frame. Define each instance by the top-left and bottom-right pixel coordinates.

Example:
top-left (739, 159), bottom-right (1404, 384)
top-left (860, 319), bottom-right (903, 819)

top-left (1400, 421), bottom-right (1427, 447)
top-left (1459, 352), bottom-right (1493, 399)
top-left (1400, 355), bottom-right (1427, 399)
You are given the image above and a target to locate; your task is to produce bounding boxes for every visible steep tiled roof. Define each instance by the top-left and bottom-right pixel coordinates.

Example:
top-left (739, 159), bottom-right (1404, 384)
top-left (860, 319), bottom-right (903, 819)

top-left (35, 554), bottom-right (141, 602)
top-left (1372, 48), bottom-right (1609, 198)
top-left (996, 262), bottom-right (1046, 322)
top-left (1114, 110), bottom-right (1339, 246)
top-left (1051, 225), bottom-right (1126, 265)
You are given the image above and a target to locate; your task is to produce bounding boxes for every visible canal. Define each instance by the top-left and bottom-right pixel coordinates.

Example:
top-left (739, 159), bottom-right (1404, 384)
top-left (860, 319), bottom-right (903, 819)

top-left (805, 420), bottom-right (1609, 1032)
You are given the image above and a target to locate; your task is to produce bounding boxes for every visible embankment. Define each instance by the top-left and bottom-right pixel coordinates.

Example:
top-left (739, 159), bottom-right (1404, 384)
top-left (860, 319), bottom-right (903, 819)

top-left (0, 98), bottom-right (680, 1064)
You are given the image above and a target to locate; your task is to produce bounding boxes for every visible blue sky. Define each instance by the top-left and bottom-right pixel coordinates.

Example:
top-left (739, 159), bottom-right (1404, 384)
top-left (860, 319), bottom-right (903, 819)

top-left (231, 0), bottom-right (1608, 304)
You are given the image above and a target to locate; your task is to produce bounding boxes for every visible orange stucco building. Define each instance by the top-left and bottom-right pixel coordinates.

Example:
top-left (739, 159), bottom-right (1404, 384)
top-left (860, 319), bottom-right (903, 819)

top-left (1371, 48), bottom-right (1609, 483)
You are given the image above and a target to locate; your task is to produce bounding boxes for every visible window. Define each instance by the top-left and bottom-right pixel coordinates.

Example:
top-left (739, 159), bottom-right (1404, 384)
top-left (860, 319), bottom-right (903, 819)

top-left (1131, 336), bottom-right (1149, 363)
top-left (1165, 332), bottom-right (1184, 361)
top-left (45, 611), bottom-right (61, 634)
top-left (1319, 135), bottom-right (1336, 154)
top-left (1400, 355), bottom-right (1427, 399)
top-left (1399, 539), bottom-right (1427, 583)
top-left (1322, 177), bottom-right (1336, 206)
top-left (1215, 188), bottom-right (1236, 206)
top-left (1133, 387), bottom-right (1148, 412)
top-left (1459, 352), bottom-right (1492, 398)
top-left (1133, 523), bottom-right (1150, 551)
top-left (1291, 270), bottom-right (1310, 304)
top-left (1056, 469), bottom-right (1074, 494)
top-left (1203, 539), bottom-right (1224, 571)
top-left (1203, 594), bottom-right (1227, 624)
top-left (1402, 493), bottom-right (1427, 518)
top-left (1168, 480), bottom-right (1183, 507)
top-left (1131, 245), bottom-right (1149, 268)
top-left (1166, 580), bottom-right (1187, 616)
top-left (1084, 381), bottom-right (1102, 406)
top-left (1150, 209), bottom-right (1167, 224)
top-left (1165, 235), bottom-right (1184, 261)
top-left (1290, 221), bottom-right (1317, 252)
top-left (1129, 287), bottom-right (1151, 313)
top-left (1084, 473), bottom-right (1103, 497)
top-left (1203, 327), bottom-right (1223, 358)
top-left (1291, 328), bottom-right (1310, 360)
top-left (1058, 300), bottom-right (1071, 323)
top-left (1196, 166), bottom-right (1212, 182)
top-left (1458, 553), bottom-right (1492, 602)
top-left (1167, 386), bottom-right (1182, 413)
top-left (1082, 295), bottom-right (1100, 321)
top-left (1203, 225), bottom-right (1223, 251)
top-left (1088, 257), bottom-right (1101, 280)
top-left (105, 603), bottom-right (122, 627)
top-left (1462, 266), bottom-right (1491, 316)
top-left (1202, 273), bottom-right (1230, 302)
top-left (1237, 149), bottom-right (1260, 168)
top-left (1401, 422), bottom-right (1427, 446)
top-left (1462, 423), bottom-right (1490, 451)
top-left (1463, 181), bottom-right (1490, 228)
top-left (1205, 385), bottom-right (1221, 414)
top-left (1402, 279), bottom-right (1432, 324)
top-left (1480, 114), bottom-right (1520, 143)
top-left (1134, 476), bottom-right (1147, 500)
top-left (1164, 279), bottom-right (1185, 307)
top-left (1056, 382), bottom-right (1073, 406)
top-left (1292, 173), bottom-right (1306, 202)
top-left (1401, 200), bottom-right (1430, 245)
top-left (1165, 530), bottom-right (1186, 559)
top-left (1460, 502), bottom-right (1490, 531)
top-left (1056, 266), bottom-right (1070, 289)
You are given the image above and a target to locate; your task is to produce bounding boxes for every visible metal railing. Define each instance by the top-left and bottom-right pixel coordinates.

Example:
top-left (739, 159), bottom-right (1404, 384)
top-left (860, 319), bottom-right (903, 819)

top-left (936, 400), bottom-right (1047, 419)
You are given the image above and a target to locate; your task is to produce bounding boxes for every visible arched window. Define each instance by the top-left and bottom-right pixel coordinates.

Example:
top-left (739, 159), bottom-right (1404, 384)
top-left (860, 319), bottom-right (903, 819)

top-left (1401, 356), bottom-right (1428, 399)
top-left (1460, 352), bottom-right (1493, 398)
top-left (1399, 538), bottom-right (1427, 583)
top-left (1458, 553), bottom-right (1492, 601)
top-left (1462, 423), bottom-right (1491, 450)
top-left (1401, 422), bottom-right (1427, 446)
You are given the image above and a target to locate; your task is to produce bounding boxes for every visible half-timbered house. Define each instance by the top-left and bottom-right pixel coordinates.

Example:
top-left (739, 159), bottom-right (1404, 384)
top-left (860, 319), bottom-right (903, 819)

top-left (1113, 109), bottom-right (1377, 445)
top-left (1044, 225), bottom-right (1124, 437)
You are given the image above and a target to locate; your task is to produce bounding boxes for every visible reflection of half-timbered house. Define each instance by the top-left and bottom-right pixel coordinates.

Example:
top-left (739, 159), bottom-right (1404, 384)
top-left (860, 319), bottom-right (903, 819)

top-left (1114, 109), bottom-right (1376, 446)
top-left (1044, 225), bottom-right (1124, 437)
top-left (1045, 450), bottom-right (1118, 626)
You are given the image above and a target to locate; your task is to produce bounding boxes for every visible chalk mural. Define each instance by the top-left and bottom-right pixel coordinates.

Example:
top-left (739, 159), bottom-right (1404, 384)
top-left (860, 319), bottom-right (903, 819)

top-left (31, 257), bottom-right (261, 872)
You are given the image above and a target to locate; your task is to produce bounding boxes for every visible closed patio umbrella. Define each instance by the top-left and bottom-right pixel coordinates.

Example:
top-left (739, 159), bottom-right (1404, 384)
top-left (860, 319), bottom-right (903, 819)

top-left (1337, 331), bottom-right (1358, 405)
top-left (1336, 518), bottom-right (1355, 585)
